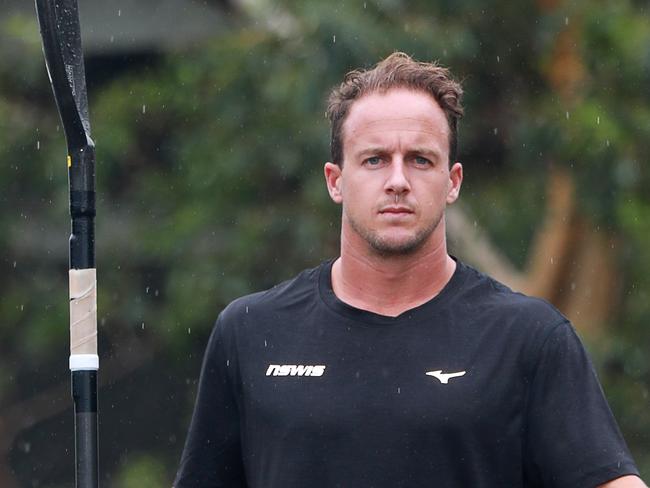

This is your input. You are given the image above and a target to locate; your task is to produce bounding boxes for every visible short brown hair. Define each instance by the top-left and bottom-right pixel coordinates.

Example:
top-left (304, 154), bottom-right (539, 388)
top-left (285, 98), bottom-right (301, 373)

top-left (326, 52), bottom-right (464, 166)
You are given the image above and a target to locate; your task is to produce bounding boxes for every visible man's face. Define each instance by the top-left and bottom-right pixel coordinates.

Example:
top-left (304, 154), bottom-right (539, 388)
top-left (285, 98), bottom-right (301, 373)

top-left (324, 88), bottom-right (462, 256)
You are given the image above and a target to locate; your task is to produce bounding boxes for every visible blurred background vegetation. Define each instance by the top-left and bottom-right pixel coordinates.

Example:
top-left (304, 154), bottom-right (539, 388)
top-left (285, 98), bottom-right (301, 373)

top-left (0, 0), bottom-right (649, 485)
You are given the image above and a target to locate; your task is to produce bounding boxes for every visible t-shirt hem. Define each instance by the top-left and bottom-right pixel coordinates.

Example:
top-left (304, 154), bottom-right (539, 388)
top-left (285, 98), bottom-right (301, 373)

top-left (561, 460), bottom-right (640, 488)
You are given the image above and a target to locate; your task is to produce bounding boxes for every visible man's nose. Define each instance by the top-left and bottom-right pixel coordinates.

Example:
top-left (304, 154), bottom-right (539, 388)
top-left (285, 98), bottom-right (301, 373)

top-left (384, 158), bottom-right (411, 194)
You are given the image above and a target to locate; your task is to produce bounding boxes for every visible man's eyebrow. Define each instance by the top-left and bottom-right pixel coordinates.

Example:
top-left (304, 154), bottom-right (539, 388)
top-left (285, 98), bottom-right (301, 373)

top-left (353, 147), bottom-right (445, 160)
top-left (406, 148), bottom-right (443, 160)
top-left (354, 147), bottom-right (388, 157)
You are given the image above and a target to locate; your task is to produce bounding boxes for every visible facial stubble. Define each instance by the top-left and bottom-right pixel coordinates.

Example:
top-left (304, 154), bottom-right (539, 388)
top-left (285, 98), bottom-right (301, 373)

top-left (344, 205), bottom-right (445, 257)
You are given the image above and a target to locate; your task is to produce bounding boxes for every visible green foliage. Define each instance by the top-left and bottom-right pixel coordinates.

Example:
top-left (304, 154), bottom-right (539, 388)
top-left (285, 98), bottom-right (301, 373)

top-left (112, 453), bottom-right (168, 488)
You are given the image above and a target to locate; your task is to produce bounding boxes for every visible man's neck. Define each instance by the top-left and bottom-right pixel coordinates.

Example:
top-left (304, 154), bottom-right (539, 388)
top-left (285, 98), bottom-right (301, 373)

top-left (330, 225), bottom-right (456, 317)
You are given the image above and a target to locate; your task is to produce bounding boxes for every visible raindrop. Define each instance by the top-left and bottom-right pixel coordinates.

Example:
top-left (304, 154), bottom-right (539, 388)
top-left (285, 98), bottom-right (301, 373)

top-left (264, 340), bottom-right (268, 347)
top-left (363, 1), bottom-right (366, 7)
top-left (496, 55), bottom-right (500, 63)
top-left (597, 116), bottom-right (600, 125)
top-left (154, 289), bottom-right (159, 297)
top-left (13, 261), bottom-right (17, 268)
top-left (493, 128), bottom-right (498, 135)
top-left (245, 306), bottom-right (249, 313)
top-left (145, 286), bottom-right (150, 293)
top-left (118, 9), bottom-right (121, 16)
top-left (397, 387), bottom-right (401, 394)
top-left (110, 35), bottom-right (114, 43)
top-left (333, 35), bottom-right (336, 43)
top-left (141, 322), bottom-right (145, 329)
top-left (565, 16), bottom-right (569, 25)
top-left (187, 327), bottom-right (191, 334)
top-left (606, 139), bottom-right (610, 147)
top-left (142, 104), bottom-right (146, 114)
top-left (226, 359), bottom-right (230, 367)
top-left (565, 111), bottom-right (570, 120)
top-left (20, 304), bottom-right (24, 311)
top-left (36, 140), bottom-right (40, 150)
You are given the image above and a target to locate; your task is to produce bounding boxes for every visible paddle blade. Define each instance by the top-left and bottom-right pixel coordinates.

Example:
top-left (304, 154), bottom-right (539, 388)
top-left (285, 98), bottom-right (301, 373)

top-left (35, 0), bottom-right (93, 152)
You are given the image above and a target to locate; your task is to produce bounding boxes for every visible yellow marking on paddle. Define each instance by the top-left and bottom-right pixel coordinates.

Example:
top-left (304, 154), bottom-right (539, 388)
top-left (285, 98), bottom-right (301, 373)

top-left (67, 155), bottom-right (72, 168)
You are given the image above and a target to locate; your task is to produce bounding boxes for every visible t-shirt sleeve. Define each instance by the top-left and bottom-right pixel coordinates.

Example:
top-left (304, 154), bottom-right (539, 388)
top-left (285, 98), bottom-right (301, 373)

top-left (523, 320), bottom-right (639, 487)
top-left (174, 314), bottom-right (247, 487)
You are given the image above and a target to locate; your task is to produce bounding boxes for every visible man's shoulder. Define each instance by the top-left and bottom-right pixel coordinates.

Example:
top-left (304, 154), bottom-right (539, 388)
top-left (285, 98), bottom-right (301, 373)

top-left (457, 260), bottom-right (568, 330)
top-left (218, 261), bottom-right (326, 324)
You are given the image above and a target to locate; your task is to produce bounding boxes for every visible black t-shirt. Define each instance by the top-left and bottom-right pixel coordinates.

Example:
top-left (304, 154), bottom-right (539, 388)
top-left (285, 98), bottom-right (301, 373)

top-left (174, 259), bottom-right (639, 487)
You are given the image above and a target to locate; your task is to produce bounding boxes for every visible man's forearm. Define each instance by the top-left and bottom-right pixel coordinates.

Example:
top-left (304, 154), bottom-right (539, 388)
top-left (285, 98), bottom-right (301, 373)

top-left (599, 475), bottom-right (648, 488)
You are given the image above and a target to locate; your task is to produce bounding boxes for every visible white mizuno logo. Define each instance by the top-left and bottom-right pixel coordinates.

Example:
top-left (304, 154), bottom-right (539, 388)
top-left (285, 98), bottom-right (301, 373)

top-left (426, 370), bottom-right (466, 384)
top-left (266, 364), bottom-right (326, 377)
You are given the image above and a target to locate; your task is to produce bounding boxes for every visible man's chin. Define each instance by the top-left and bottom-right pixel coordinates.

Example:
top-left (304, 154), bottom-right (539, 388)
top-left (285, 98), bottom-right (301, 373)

top-left (367, 233), bottom-right (428, 256)
top-left (346, 214), bottom-right (443, 257)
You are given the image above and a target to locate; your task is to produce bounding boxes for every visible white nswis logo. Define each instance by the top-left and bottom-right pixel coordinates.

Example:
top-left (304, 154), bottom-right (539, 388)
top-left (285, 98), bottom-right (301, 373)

top-left (266, 364), bottom-right (326, 377)
top-left (426, 370), bottom-right (466, 384)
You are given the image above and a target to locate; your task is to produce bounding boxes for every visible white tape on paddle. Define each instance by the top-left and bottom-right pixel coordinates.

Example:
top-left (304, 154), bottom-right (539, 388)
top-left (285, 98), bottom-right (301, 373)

top-left (70, 353), bottom-right (99, 371)
top-left (69, 268), bottom-right (98, 371)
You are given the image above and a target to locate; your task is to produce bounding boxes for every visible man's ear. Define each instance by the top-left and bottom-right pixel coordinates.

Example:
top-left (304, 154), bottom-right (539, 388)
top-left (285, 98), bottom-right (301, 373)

top-left (446, 162), bottom-right (463, 204)
top-left (324, 162), bottom-right (343, 204)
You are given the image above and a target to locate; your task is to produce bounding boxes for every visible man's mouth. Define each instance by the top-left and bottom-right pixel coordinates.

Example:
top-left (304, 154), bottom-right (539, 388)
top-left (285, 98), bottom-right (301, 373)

top-left (379, 206), bottom-right (414, 215)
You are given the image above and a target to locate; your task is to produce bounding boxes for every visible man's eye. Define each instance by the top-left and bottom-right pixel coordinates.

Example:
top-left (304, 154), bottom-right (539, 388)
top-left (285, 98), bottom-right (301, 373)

top-left (414, 156), bottom-right (432, 166)
top-left (365, 156), bottom-right (382, 166)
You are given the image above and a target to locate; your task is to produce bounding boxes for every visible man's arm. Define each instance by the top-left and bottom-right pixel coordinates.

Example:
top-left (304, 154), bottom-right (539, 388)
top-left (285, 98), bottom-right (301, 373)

top-left (524, 321), bottom-right (641, 486)
top-left (174, 315), bottom-right (246, 487)
top-left (599, 475), bottom-right (648, 487)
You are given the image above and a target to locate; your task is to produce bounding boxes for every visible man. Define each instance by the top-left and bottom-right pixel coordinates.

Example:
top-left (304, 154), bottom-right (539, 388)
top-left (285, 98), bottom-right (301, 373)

top-left (174, 53), bottom-right (645, 487)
